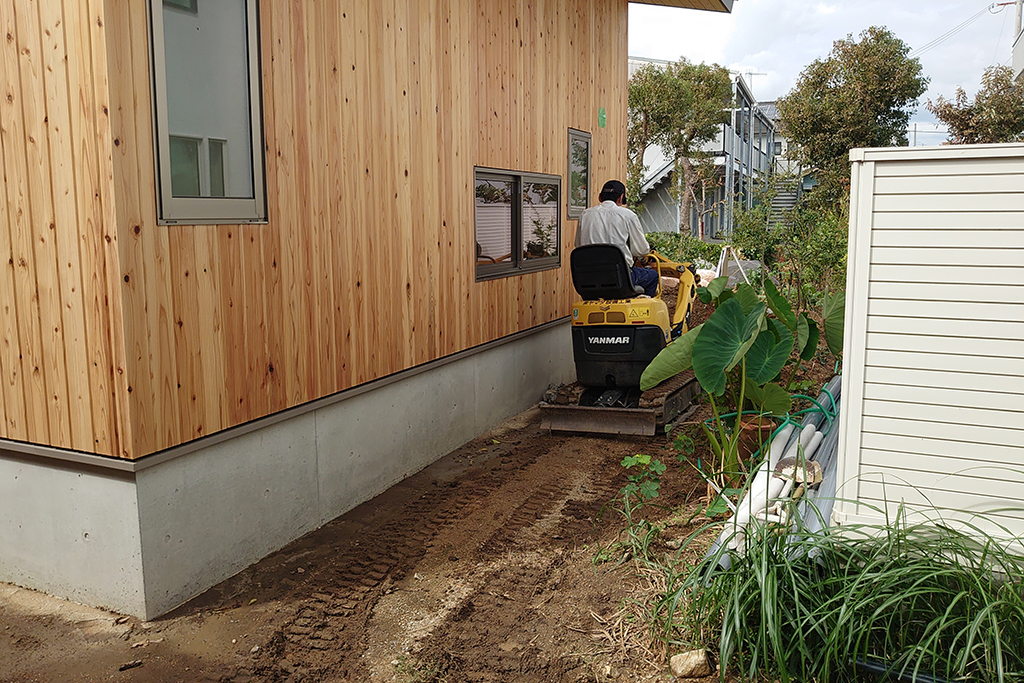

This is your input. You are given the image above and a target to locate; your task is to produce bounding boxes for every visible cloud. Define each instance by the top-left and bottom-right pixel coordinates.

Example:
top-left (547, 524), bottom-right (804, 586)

top-left (628, 0), bottom-right (1018, 124)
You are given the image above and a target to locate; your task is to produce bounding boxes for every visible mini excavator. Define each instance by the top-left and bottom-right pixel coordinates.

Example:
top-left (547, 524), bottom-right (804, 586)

top-left (540, 244), bottom-right (702, 435)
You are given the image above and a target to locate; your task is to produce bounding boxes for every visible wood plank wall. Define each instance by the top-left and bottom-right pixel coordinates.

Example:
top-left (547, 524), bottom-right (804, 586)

top-left (0, 0), bottom-right (130, 457)
top-left (1, 0), bottom-right (629, 459)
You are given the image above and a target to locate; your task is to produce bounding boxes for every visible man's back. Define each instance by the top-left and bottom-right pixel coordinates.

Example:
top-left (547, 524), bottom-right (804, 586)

top-left (576, 200), bottom-right (649, 266)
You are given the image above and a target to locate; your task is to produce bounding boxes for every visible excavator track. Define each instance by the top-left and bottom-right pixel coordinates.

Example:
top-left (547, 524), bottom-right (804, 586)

top-left (539, 370), bottom-right (700, 436)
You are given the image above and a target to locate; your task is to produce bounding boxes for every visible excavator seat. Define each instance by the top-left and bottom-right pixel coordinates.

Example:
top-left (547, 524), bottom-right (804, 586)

top-left (570, 244), bottom-right (644, 301)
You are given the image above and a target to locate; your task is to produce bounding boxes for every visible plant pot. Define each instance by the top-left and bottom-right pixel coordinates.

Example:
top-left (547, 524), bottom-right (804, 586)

top-left (737, 416), bottom-right (777, 462)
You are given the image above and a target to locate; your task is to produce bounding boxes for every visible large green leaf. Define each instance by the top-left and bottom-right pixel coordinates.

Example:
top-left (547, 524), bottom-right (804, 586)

top-left (639, 324), bottom-right (703, 391)
top-left (732, 283), bottom-right (761, 315)
top-left (799, 314), bottom-right (821, 361)
top-left (732, 303), bottom-right (768, 372)
top-left (744, 382), bottom-right (792, 416)
top-left (768, 318), bottom-right (789, 343)
top-left (745, 327), bottom-right (794, 385)
top-left (796, 314), bottom-right (810, 356)
top-left (764, 279), bottom-right (796, 331)
top-left (692, 299), bottom-right (766, 396)
top-left (823, 290), bottom-right (846, 358)
top-left (706, 276), bottom-right (730, 302)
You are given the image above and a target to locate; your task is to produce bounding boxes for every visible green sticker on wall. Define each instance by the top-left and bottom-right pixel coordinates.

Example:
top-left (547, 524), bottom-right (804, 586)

top-left (598, 107), bottom-right (606, 128)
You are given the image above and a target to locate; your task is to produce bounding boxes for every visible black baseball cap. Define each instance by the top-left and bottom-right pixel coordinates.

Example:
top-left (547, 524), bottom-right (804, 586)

top-left (599, 180), bottom-right (626, 202)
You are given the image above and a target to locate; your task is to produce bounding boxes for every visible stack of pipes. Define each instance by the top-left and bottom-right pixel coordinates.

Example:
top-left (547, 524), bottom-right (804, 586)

top-left (705, 375), bottom-right (843, 569)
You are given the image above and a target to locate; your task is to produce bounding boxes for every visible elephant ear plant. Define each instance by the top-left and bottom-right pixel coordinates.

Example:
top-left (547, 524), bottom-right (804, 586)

top-left (641, 279), bottom-right (794, 489)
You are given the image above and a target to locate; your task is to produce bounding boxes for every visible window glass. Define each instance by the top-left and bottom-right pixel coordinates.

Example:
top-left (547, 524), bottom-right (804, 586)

top-left (162, 0), bottom-right (253, 198)
top-left (475, 176), bottom-right (514, 266)
top-left (169, 135), bottom-right (201, 197)
top-left (209, 139), bottom-right (226, 197)
top-left (522, 181), bottom-right (558, 260)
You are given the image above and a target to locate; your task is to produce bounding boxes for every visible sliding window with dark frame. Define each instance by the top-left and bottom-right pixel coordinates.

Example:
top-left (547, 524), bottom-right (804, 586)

top-left (474, 168), bottom-right (561, 281)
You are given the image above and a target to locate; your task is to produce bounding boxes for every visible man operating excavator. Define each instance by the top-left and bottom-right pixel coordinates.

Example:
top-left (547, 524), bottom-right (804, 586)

top-left (574, 179), bottom-right (659, 297)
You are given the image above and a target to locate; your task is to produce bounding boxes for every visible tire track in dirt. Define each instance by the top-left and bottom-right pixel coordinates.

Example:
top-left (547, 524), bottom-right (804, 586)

top-left (362, 438), bottom-right (634, 682)
top-left (249, 429), bottom-right (578, 682)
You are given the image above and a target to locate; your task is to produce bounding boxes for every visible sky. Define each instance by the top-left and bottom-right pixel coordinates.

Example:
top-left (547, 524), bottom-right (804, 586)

top-left (628, 0), bottom-right (1021, 143)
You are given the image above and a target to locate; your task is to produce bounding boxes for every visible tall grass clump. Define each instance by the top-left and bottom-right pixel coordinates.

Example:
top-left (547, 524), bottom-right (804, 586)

top-left (659, 506), bottom-right (1024, 682)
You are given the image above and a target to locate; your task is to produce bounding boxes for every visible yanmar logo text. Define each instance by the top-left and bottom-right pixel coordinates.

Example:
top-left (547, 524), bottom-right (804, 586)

top-left (588, 335), bottom-right (629, 344)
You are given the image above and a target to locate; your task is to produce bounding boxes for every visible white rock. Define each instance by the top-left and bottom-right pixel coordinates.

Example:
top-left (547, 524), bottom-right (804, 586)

top-left (670, 650), bottom-right (711, 678)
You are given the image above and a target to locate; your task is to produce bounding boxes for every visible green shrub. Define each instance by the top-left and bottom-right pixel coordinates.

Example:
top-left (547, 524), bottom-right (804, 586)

top-left (731, 194), bottom-right (848, 312)
top-left (645, 231), bottom-right (722, 269)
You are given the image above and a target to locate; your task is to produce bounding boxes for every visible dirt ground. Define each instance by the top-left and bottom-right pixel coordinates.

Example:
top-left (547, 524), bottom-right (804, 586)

top-left (1, 407), bottom-right (722, 683)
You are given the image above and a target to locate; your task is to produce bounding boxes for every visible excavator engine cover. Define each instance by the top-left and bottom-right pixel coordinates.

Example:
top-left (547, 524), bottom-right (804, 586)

top-left (571, 324), bottom-right (666, 388)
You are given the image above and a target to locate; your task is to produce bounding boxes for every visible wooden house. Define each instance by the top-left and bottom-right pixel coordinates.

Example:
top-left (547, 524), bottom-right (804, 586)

top-left (0, 0), bottom-right (732, 618)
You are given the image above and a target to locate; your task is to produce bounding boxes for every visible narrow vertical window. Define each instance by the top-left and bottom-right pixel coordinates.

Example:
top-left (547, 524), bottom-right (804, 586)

top-left (567, 129), bottom-right (591, 219)
top-left (149, 0), bottom-right (266, 223)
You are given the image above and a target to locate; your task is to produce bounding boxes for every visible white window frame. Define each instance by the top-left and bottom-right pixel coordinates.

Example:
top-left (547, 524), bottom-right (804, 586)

top-left (148, 0), bottom-right (267, 224)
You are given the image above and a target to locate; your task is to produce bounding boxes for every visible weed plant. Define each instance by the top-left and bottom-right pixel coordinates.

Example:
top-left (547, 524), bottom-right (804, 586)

top-left (644, 505), bottom-right (1024, 682)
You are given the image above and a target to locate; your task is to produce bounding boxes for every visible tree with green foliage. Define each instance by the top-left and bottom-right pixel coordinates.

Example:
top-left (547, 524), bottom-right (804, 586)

top-left (927, 65), bottom-right (1024, 145)
top-left (627, 59), bottom-right (733, 233)
top-left (777, 26), bottom-right (928, 204)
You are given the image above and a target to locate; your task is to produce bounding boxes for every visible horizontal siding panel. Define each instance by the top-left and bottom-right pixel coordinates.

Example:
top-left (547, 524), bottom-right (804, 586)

top-left (862, 415), bottom-right (1024, 449)
top-left (864, 365), bottom-right (1020, 393)
top-left (861, 451), bottom-right (1024, 484)
top-left (873, 193), bottom-right (1024, 213)
top-left (872, 229), bottom-right (1024, 248)
top-left (863, 382), bottom-right (1024, 413)
top-left (871, 247), bottom-right (1024, 267)
top-left (868, 298), bottom-right (1024, 322)
top-left (862, 398), bottom-right (1024, 431)
top-left (861, 456), bottom-right (1024, 502)
top-left (872, 212), bottom-right (1024, 229)
top-left (871, 264), bottom-right (1024, 286)
top-left (862, 431), bottom-right (1024, 468)
top-left (858, 479), bottom-right (1024, 524)
top-left (865, 331), bottom-right (1023, 358)
top-left (873, 157), bottom-right (1024, 177)
top-left (865, 348), bottom-right (1024, 376)
top-left (868, 281), bottom-right (1024, 304)
top-left (874, 174), bottom-right (1024, 195)
top-left (867, 315), bottom-right (1024, 340)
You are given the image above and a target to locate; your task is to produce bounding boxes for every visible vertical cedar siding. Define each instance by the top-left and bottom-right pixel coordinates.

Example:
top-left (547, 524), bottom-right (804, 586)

top-left (0, 0), bottom-right (129, 457)
top-left (0, 0), bottom-right (629, 459)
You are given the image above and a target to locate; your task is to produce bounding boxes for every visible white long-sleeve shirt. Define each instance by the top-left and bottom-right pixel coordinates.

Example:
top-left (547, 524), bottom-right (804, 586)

top-left (574, 200), bottom-right (650, 266)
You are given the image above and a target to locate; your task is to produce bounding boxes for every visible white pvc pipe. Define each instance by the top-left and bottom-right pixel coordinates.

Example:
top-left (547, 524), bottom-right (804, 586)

top-left (803, 430), bottom-right (824, 461)
top-left (782, 424), bottom-right (816, 461)
top-left (768, 424), bottom-right (795, 468)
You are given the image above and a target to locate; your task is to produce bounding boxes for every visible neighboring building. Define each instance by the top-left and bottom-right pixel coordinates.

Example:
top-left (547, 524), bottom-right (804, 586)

top-left (757, 99), bottom-right (816, 223)
top-left (0, 0), bottom-right (733, 618)
top-left (630, 69), bottom-right (775, 240)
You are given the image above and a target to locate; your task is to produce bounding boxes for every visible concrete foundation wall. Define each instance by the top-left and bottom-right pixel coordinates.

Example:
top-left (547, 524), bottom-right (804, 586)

top-left (0, 322), bottom-right (574, 618)
top-left (0, 459), bottom-right (146, 615)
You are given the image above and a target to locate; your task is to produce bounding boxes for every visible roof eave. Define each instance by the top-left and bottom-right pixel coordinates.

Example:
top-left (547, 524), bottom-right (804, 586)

top-left (630, 0), bottom-right (734, 13)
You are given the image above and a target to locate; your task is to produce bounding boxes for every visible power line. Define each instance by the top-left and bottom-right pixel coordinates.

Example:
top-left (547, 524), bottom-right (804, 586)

top-left (909, 3), bottom-right (1009, 58)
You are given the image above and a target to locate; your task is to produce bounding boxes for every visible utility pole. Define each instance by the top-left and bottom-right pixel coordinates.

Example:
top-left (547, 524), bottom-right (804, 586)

top-left (1016, 0), bottom-right (1022, 37)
